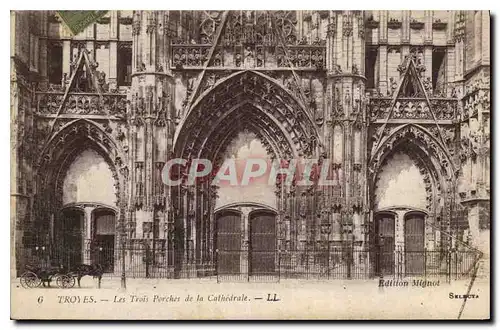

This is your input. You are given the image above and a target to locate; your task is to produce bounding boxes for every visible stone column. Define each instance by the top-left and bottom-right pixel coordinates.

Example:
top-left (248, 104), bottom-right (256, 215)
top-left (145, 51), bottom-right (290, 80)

top-left (378, 11), bottom-right (388, 95)
top-left (423, 46), bottom-right (433, 88)
top-left (424, 10), bottom-right (432, 38)
top-left (481, 11), bottom-right (490, 66)
top-left (10, 44), bottom-right (21, 277)
top-left (62, 40), bottom-right (71, 81)
top-left (82, 206), bottom-right (94, 265)
top-left (458, 10), bottom-right (490, 279)
top-left (325, 11), bottom-right (368, 277)
top-left (108, 11), bottom-right (118, 90)
top-left (38, 11), bottom-right (49, 89)
top-left (454, 11), bottom-right (465, 82)
top-left (85, 24), bottom-right (95, 55)
top-left (463, 201), bottom-right (489, 277)
top-left (131, 10), bottom-right (176, 274)
top-left (401, 11), bottom-right (410, 44)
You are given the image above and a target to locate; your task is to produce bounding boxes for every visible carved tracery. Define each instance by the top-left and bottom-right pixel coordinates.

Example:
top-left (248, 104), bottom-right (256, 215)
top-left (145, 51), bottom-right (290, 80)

top-left (175, 71), bottom-right (322, 160)
top-left (369, 124), bottom-right (455, 180)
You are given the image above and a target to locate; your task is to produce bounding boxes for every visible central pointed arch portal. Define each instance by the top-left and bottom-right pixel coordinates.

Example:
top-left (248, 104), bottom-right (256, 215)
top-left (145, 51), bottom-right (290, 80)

top-left (172, 71), bottom-right (322, 277)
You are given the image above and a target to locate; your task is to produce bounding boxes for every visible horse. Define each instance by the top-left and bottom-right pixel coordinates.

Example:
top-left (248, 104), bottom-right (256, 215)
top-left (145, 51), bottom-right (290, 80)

top-left (70, 264), bottom-right (104, 288)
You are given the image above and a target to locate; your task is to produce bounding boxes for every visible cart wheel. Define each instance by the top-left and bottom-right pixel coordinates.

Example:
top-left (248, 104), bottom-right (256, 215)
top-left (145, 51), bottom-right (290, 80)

top-left (66, 272), bottom-right (77, 288)
top-left (56, 274), bottom-right (75, 288)
top-left (65, 275), bottom-right (76, 288)
top-left (20, 271), bottom-right (41, 289)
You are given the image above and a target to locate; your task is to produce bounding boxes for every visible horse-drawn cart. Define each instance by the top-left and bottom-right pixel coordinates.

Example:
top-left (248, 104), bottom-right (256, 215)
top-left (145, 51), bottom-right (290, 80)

top-left (20, 264), bottom-right (76, 289)
top-left (20, 263), bottom-right (104, 289)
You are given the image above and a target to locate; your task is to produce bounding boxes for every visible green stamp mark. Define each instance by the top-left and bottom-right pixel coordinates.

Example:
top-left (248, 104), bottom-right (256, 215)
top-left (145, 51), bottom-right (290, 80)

top-left (57, 10), bottom-right (109, 35)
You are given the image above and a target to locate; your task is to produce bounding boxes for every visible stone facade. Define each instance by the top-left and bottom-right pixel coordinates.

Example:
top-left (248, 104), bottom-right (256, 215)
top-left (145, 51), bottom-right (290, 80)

top-left (11, 10), bottom-right (490, 278)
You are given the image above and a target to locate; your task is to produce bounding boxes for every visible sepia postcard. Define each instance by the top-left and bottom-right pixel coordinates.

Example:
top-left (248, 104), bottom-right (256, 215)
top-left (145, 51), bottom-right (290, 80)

top-left (10, 10), bottom-right (491, 320)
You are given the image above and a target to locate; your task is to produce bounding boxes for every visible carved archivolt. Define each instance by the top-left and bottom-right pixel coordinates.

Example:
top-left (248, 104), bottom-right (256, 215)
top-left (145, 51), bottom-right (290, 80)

top-left (369, 124), bottom-right (455, 195)
top-left (174, 71), bottom-right (322, 160)
top-left (197, 103), bottom-right (296, 162)
top-left (36, 120), bottom-right (126, 212)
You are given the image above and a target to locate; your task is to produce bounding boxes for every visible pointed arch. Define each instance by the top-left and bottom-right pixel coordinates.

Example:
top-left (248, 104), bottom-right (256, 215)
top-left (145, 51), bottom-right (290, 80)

top-left (370, 124), bottom-right (455, 179)
top-left (195, 100), bottom-right (299, 161)
top-left (38, 119), bottom-right (125, 177)
top-left (169, 71), bottom-right (322, 274)
top-left (35, 119), bottom-right (126, 215)
top-left (180, 70), bottom-right (313, 133)
top-left (215, 202), bottom-right (278, 214)
top-left (369, 124), bottom-right (455, 213)
top-left (39, 119), bottom-right (122, 167)
top-left (173, 70), bottom-right (322, 160)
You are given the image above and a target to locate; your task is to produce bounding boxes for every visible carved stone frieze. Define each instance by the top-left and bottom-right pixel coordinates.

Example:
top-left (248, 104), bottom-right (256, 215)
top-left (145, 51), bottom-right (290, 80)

top-left (36, 92), bottom-right (128, 118)
top-left (171, 11), bottom-right (326, 70)
top-left (368, 97), bottom-right (457, 121)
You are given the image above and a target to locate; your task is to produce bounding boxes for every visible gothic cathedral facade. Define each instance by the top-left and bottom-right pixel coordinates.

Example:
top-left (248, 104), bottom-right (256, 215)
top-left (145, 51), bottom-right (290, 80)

top-left (11, 11), bottom-right (490, 279)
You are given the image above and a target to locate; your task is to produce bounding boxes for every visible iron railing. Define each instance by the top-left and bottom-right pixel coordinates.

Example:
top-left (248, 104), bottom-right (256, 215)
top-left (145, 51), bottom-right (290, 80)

top-left (15, 244), bottom-right (481, 283)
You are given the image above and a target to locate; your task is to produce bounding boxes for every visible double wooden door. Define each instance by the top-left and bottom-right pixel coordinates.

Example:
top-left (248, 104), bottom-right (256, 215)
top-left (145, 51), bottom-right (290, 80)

top-left (375, 212), bottom-right (426, 276)
top-left (216, 210), bottom-right (277, 276)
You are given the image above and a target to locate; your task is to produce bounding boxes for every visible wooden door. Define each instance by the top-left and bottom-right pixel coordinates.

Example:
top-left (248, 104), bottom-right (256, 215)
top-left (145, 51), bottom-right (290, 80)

top-left (405, 214), bottom-right (425, 275)
top-left (375, 214), bottom-right (395, 275)
top-left (60, 209), bottom-right (84, 269)
top-left (249, 211), bottom-right (276, 275)
top-left (93, 210), bottom-right (116, 272)
top-left (216, 211), bottom-right (241, 274)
